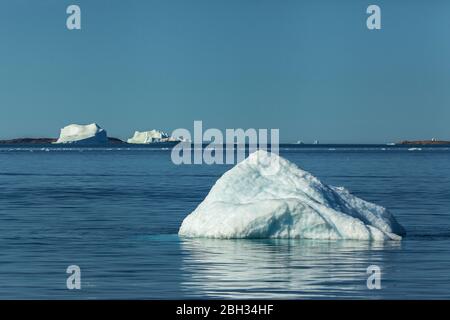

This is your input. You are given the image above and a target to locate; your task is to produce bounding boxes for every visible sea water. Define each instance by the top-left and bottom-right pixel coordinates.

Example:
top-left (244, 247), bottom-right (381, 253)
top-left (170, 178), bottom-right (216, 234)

top-left (0, 145), bottom-right (449, 299)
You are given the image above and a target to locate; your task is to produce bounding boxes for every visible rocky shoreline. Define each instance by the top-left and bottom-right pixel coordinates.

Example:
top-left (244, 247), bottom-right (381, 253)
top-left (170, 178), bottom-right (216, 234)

top-left (399, 140), bottom-right (450, 145)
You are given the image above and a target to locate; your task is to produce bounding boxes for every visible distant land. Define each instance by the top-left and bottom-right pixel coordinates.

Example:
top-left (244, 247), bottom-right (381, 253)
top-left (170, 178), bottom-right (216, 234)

top-left (0, 137), bottom-right (449, 145)
top-left (399, 140), bottom-right (450, 145)
top-left (0, 137), bottom-right (125, 144)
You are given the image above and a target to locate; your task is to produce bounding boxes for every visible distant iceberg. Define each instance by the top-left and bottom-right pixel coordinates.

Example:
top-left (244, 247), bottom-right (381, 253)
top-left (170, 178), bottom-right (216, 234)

top-left (127, 130), bottom-right (180, 144)
top-left (179, 150), bottom-right (405, 241)
top-left (55, 123), bottom-right (108, 144)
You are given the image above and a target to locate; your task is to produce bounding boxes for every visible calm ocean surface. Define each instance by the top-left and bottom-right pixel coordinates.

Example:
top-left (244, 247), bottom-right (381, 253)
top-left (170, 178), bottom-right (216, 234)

top-left (0, 145), bottom-right (449, 299)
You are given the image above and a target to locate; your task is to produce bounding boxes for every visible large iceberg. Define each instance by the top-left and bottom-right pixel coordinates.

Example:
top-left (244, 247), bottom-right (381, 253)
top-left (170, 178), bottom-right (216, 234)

top-left (127, 130), bottom-right (179, 144)
top-left (55, 123), bottom-right (108, 144)
top-left (179, 150), bottom-right (405, 241)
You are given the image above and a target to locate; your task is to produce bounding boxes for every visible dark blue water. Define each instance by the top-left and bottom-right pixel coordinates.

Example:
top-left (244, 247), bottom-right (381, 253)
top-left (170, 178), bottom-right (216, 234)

top-left (0, 145), bottom-right (449, 299)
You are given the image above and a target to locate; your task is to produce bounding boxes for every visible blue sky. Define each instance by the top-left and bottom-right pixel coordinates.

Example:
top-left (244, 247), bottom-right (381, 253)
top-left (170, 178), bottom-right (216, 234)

top-left (1, 0), bottom-right (449, 143)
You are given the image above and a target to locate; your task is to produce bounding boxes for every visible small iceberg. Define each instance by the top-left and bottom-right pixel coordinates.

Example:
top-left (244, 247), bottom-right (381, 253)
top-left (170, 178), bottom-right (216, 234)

top-left (127, 130), bottom-right (180, 144)
top-left (179, 150), bottom-right (405, 241)
top-left (55, 123), bottom-right (108, 144)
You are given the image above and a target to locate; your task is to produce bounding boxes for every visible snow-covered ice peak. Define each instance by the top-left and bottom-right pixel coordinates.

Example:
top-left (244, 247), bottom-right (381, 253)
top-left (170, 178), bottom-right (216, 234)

top-left (179, 150), bottom-right (406, 241)
top-left (55, 123), bottom-right (108, 144)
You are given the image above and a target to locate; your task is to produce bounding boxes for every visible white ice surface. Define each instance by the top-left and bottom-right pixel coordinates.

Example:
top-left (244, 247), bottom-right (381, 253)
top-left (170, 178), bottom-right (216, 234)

top-left (179, 150), bottom-right (405, 241)
top-left (55, 123), bottom-right (107, 144)
top-left (127, 130), bottom-right (174, 144)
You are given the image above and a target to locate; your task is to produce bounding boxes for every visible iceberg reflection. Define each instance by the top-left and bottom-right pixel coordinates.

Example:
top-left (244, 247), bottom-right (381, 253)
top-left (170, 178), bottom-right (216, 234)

top-left (180, 238), bottom-right (401, 299)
